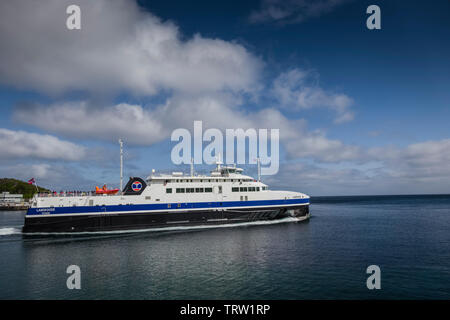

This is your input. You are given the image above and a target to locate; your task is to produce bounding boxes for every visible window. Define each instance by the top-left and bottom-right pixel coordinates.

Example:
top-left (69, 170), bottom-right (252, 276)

top-left (249, 187), bottom-right (255, 192)
top-left (205, 188), bottom-right (213, 193)
top-left (176, 188), bottom-right (185, 193)
top-left (195, 188), bottom-right (204, 193)
top-left (240, 187), bottom-right (247, 192)
top-left (186, 188), bottom-right (194, 193)
top-left (166, 188), bottom-right (172, 193)
top-left (256, 187), bottom-right (260, 191)
top-left (232, 187), bottom-right (239, 192)
top-left (218, 186), bottom-right (222, 193)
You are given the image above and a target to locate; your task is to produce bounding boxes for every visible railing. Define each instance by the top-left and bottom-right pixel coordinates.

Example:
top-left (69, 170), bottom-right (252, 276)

top-left (36, 192), bottom-right (119, 198)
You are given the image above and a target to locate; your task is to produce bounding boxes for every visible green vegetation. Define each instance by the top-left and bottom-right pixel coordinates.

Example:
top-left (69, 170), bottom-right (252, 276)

top-left (0, 178), bottom-right (50, 200)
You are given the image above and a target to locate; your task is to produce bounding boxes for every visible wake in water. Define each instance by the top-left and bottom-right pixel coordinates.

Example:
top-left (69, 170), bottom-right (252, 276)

top-left (0, 227), bottom-right (21, 236)
top-left (20, 216), bottom-right (308, 236)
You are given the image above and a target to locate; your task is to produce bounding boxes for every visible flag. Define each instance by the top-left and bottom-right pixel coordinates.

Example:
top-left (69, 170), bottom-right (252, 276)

top-left (28, 178), bottom-right (35, 185)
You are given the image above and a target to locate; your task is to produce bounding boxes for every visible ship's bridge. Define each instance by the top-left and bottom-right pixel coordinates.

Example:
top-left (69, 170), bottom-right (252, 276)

top-left (216, 165), bottom-right (244, 176)
top-left (144, 165), bottom-right (265, 187)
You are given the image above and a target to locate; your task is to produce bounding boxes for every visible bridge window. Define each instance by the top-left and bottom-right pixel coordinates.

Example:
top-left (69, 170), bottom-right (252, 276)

top-left (176, 188), bottom-right (185, 193)
top-left (166, 188), bottom-right (172, 193)
top-left (205, 188), bottom-right (213, 193)
top-left (256, 187), bottom-right (260, 191)
top-left (232, 187), bottom-right (239, 192)
top-left (240, 187), bottom-right (247, 192)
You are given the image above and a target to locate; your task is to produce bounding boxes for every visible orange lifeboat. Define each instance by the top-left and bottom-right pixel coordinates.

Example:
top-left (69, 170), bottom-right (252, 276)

top-left (95, 184), bottom-right (119, 195)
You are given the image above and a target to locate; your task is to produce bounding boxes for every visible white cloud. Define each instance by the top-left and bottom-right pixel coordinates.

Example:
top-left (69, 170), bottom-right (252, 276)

top-left (284, 130), bottom-right (361, 162)
top-left (14, 96), bottom-right (361, 164)
top-left (271, 69), bottom-right (355, 123)
top-left (369, 139), bottom-right (450, 180)
top-left (0, 0), bottom-right (261, 96)
top-left (0, 128), bottom-right (85, 161)
top-left (14, 102), bottom-right (167, 145)
top-left (249, 0), bottom-right (350, 24)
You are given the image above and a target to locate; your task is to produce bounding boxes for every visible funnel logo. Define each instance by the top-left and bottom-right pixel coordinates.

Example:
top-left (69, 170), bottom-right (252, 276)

top-left (131, 181), bottom-right (142, 192)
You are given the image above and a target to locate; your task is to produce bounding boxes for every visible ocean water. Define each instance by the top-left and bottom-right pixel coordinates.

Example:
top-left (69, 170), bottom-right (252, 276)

top-left (1, 195), bottom-right (449, 300)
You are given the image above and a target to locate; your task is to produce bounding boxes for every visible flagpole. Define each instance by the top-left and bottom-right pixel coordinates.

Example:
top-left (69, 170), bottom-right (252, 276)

top-left (34, 179), bottom-right (39, 195)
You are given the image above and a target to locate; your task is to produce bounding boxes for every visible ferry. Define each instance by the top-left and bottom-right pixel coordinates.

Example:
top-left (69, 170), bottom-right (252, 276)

top-left (22, 161), bottom-right (310, 233)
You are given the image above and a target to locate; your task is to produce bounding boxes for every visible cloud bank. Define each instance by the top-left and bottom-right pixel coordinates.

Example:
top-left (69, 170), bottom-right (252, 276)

top-left (0, 128), bottom-right (85, 161)
top-left (0, 0), bottom-right (261, 96)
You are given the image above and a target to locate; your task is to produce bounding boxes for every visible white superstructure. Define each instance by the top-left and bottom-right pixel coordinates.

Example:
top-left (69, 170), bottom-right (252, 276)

top-left (31, 165), bottom-right (308, 209)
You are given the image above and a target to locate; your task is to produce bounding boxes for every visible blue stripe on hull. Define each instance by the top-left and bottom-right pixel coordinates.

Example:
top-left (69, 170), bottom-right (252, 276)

top-left (27, 198), bottom-right (310, 216)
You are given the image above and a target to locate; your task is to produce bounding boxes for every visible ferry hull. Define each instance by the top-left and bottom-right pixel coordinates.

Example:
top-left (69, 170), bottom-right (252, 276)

top-left (22, 205), bottom-right (309, 233)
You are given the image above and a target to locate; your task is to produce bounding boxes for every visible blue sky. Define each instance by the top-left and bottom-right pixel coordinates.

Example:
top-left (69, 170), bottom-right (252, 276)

top-left (0, 0), bottom-right (449, 195)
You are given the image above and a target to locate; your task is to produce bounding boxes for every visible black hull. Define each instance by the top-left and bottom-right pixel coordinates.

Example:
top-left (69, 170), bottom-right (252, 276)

top-left (22, 205), bottom-right (309, 233)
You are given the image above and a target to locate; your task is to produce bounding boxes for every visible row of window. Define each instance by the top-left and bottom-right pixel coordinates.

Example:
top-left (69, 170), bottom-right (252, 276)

top-left (166, 186), bottom-right (268, 194)
top-left (232, 187), bottom-right (259, 192)
top-left (232, 186), bottom-right (268, 192)
top-left (166, 188), bottom-right (214, 194)
top-left (165, 179), bottom-right (253, 183)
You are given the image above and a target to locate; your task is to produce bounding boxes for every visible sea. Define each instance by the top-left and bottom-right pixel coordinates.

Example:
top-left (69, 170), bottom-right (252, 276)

top-left (1, 194), bottom-right (449, 300)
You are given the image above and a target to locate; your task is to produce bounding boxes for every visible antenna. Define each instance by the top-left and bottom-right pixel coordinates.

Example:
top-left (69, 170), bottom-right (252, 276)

top-left (257, 157), bottom-right (261, 182)
top-left (216, 153), bottom-right (223, 171)
top-left (119, 139), bottom-right (123, 193)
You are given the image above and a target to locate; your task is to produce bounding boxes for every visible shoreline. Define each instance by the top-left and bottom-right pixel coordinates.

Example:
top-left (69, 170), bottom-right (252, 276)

top-left (0, 205), bottom-right (29, 211)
